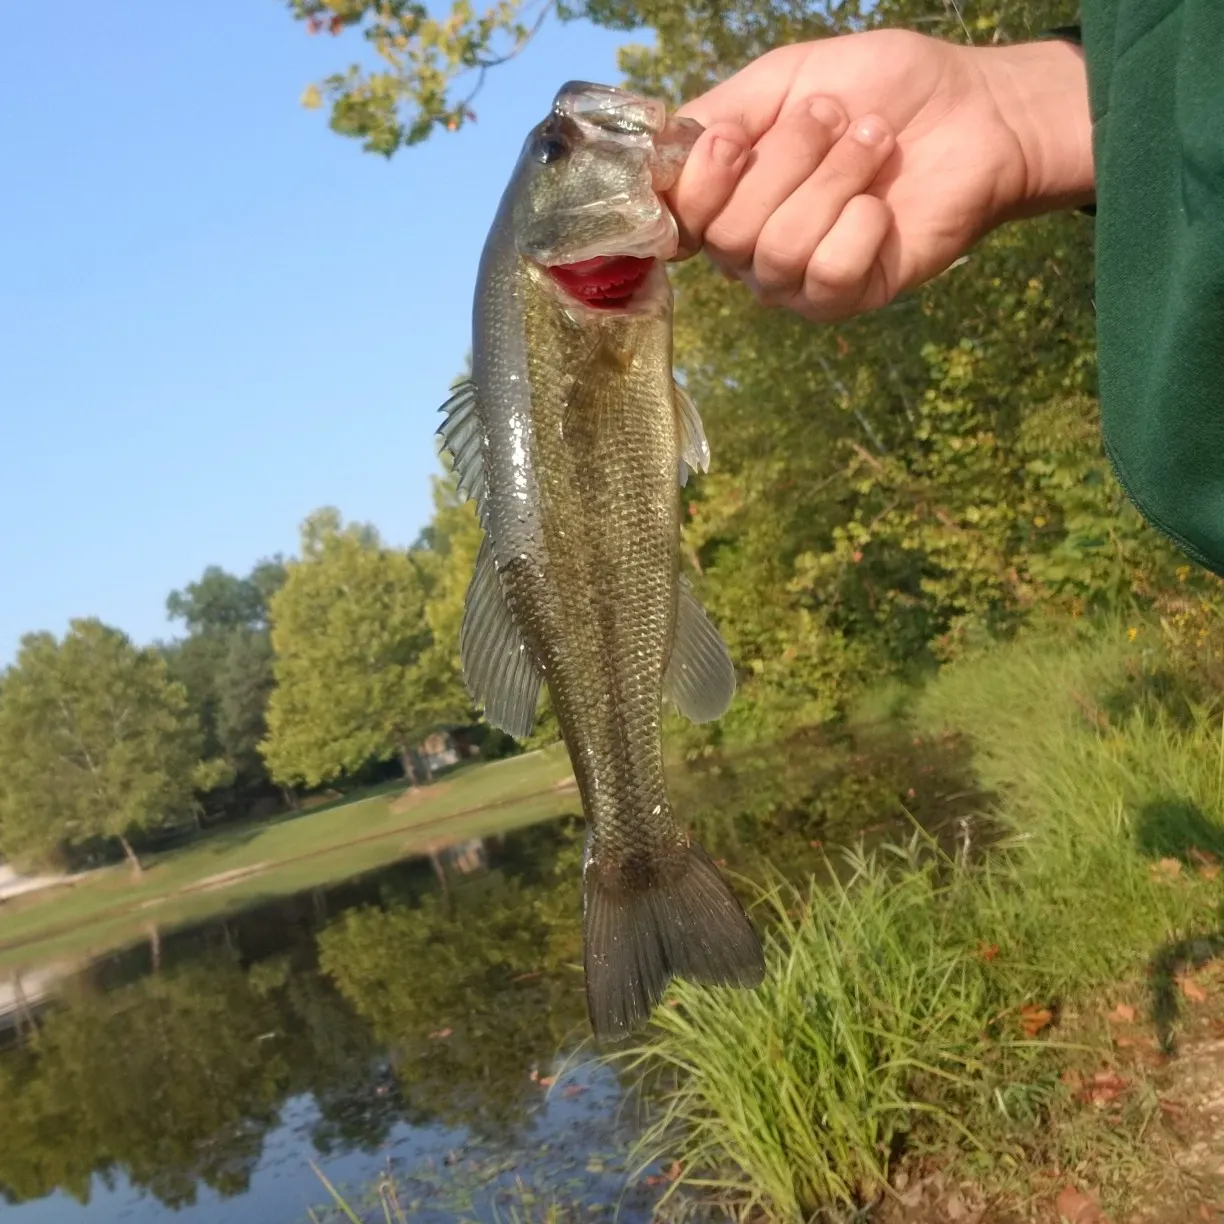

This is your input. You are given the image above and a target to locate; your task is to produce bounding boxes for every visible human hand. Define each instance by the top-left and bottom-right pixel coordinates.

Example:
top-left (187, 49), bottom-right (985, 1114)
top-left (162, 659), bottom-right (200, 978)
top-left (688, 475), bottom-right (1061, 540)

top-left (666, 29), bottom-right (1094, 322)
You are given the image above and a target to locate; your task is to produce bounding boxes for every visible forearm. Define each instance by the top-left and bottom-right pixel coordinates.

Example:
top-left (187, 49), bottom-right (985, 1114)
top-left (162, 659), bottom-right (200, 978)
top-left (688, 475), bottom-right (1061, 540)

top-left (972, 38), bottom-right (1096, 220)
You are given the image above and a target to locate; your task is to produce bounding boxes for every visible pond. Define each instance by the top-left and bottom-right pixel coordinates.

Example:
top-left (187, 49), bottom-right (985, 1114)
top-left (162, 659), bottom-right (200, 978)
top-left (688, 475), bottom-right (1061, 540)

top-left (0, 726), bottom-right (986, 1224)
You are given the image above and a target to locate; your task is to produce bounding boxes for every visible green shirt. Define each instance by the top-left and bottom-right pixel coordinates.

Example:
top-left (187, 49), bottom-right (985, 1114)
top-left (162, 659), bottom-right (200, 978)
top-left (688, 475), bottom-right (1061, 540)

top-left (1078, 0), bottom-right (1224, 575)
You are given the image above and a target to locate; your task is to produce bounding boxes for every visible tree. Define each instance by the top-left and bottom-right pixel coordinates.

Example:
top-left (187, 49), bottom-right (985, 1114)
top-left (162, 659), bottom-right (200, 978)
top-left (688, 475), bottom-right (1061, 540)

top-left (284, 0), bottom-right (1079, 156)
top-left (0, 620), bottom-right (220, 874)
top-left (163, 559), bottom-right (288, 821)
top-left (260, 508), bottom-right (438, 789)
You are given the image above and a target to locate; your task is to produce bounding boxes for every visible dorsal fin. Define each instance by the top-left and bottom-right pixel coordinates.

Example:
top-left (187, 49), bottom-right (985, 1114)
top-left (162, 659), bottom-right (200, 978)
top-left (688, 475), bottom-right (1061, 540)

top-left (436, 379), bottom-right (488, 522)
top-left (459, 539), bottom-right (543, 738)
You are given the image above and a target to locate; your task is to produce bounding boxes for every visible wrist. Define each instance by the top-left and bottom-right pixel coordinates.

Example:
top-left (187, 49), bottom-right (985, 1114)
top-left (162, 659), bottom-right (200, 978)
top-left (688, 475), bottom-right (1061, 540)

top-left (970, 39), bottom-right (1095, 220)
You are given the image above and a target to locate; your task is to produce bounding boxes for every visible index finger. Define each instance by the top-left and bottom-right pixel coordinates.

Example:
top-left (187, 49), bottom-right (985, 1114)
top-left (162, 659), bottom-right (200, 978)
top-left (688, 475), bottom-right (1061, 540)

top-left (674, 44), bottom-right (812, 142)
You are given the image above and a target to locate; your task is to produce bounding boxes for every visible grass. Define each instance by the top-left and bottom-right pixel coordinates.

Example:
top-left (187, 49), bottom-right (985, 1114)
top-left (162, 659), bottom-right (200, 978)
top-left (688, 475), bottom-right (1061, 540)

top-left (617, 621), bottom-right (1224, 1222)
top-left (0, 744), bottom-right (576, 973)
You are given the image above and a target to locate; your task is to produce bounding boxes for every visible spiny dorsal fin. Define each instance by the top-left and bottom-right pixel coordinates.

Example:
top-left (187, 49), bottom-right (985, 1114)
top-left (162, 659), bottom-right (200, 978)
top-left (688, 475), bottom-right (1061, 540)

top-left (459, 538), bottom-right (542, 738)
top-left (436, 379), bottom-right (488, 522)
top-left (663, 577), bottom-right (736, 724)
top-left (675, 379), bottom-right (710, 488)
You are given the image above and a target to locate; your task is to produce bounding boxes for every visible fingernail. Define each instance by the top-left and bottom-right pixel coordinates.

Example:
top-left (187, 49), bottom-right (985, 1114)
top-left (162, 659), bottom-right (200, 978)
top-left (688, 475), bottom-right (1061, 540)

top-left (709, 134), bottom-right (744, 167)
top-left (809, 97), bottom-right (844, 130)
top-left (852, 116), bottom-right (891, 147)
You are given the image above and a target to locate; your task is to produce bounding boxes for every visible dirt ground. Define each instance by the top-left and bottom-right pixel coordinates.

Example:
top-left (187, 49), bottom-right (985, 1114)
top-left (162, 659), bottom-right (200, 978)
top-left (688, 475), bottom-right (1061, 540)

top-left (876, 967), bottom-right (1224, 1224)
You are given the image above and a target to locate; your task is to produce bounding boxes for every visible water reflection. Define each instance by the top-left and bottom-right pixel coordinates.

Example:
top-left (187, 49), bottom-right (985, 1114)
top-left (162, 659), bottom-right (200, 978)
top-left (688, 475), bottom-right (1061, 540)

top-left (0, 819), bottom-right (637, 1223)
top-left (0, 727), bottom-right (989, 1223)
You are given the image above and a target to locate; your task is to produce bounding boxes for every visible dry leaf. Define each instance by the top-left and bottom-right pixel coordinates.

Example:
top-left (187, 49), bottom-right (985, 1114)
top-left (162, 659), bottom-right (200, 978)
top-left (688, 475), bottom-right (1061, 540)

top-left (1109, 1003), bottom-right (1137, 1023)
top-left (1079, 1069), bottom-right (1129, 1106)
top-left (1152, 857), bottom-right (1184, 879)
top-left (428, 1027), bottom-right (453, 1040)
top-left (978, 942), bottom-right (1000, 962)
top-left (1180, 976), bottom-right (1208, 1004)
top-left (1055, 1184), bottom-right (1103, 1223)
top-left (1020, 1004), bottom-right (1054, 1037)
top-left (1197, 862), bottom-right (1222, 882)
top-left (1188, 847), bottom-right (1219, 867)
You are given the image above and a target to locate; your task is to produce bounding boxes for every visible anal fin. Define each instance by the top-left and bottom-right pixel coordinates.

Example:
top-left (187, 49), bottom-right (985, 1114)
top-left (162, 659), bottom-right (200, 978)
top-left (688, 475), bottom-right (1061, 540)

top-left (663, 578), bottom-right (736, 724)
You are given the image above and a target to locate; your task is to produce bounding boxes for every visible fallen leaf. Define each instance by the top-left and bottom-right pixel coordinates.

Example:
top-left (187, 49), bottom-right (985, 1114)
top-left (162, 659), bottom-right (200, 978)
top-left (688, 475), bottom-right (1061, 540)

top-left (1198, 862), bottom-right (1221, 882)
top-left (1158, 1098), bottom-right (1186, 1116)
top-left (428, 1027), bottom-right (453, 1040)
top-left (1079, 1069), bottom-right (1129, 1106)
top-left (1109, 1003), bottom-right (1137, 1023)
top-left (1152, 857), bottom-right (1184, 879)
top-left (1189, 847), bottom-right (1219, 867)
top-left (1197, 1205), bottom-right (1212, 1222)
top-left (1180, 975), bottom-right (1209, 1004)
top-left (1137, 1047), bottom-right (1169, 1070)
top-left (1055, 1184), bottom-right (1103, 1223)
top-left (978, 942), bottom-right (1000, 962)
top-left (1020, 1004), bottom-right (1054, 1037)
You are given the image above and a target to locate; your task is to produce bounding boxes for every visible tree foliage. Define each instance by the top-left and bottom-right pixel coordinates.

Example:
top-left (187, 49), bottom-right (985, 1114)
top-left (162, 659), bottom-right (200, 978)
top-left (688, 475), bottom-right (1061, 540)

top-left (0, 620), bottom-right (219, 870)
top-left (260, 508), bottom-right (438, 788)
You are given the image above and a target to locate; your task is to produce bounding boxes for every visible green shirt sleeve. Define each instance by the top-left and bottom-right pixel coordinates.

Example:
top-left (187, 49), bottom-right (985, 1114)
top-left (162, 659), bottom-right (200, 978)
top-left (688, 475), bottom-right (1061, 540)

top-left (1079, 0), bottom-right (1224, 576)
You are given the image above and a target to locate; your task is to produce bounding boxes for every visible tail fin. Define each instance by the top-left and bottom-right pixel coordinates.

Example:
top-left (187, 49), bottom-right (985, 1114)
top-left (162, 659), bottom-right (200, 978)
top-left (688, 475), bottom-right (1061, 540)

top-left (582, 840), bottom-right (765, 1040)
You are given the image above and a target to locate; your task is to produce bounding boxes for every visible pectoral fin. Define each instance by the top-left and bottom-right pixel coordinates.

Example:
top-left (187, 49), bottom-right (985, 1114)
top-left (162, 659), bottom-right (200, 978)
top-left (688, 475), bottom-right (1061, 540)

top-left (674, 379), bottom-right (710, 488)
top-left (459, 539), bottom-right (542, 738)
top-left (663, 578), bottom-right (736, 723)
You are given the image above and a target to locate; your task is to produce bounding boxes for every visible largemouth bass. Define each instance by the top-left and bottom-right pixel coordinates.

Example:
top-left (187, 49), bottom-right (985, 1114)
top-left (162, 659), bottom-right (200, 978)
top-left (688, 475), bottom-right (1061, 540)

top-left (438, 81), bottom-right (765, 1038)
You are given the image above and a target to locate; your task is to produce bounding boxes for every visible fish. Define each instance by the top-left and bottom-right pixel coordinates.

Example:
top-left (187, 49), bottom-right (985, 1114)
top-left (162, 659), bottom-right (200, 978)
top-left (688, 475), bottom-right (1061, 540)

top-left (437, 80), bottom-right (765, 1039)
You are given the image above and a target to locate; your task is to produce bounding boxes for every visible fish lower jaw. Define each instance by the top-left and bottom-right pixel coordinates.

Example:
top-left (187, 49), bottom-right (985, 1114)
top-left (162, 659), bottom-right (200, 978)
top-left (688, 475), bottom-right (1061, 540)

top-left (545, 254), bottom-right (658, 310)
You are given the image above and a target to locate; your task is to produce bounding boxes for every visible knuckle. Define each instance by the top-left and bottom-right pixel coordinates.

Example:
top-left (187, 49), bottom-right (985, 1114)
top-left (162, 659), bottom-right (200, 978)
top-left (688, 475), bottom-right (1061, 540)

top-left (752, 235), bottom-right (807, 292)
top-left (703, 222), bottom-right (755, 270)
top-left (806, 252), bottom-right (865, 295)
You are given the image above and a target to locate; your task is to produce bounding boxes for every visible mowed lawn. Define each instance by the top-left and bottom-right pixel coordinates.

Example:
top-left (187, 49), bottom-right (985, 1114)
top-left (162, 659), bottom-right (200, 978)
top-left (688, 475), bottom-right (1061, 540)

top-left (0, 746), bottom-right (577, 973)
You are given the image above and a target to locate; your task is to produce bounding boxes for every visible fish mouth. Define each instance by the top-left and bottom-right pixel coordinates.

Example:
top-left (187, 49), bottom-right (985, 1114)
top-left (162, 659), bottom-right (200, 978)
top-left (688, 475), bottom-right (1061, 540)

top-left (545, 255), bottom-right (657, 310)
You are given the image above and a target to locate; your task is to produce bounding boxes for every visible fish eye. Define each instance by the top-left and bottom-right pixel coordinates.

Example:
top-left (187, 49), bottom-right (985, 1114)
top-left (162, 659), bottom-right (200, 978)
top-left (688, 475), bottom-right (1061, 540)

top-left (531, 132), bottom-right (570, 164)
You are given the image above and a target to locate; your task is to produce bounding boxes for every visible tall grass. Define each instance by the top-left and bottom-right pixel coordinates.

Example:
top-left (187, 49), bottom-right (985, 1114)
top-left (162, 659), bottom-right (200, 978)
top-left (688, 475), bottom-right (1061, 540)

top-left (619, 623), bottom-right (1224, 1222)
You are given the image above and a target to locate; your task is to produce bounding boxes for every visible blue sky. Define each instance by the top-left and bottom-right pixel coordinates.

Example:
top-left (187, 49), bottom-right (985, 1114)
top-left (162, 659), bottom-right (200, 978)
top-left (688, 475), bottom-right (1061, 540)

top-left (0, 2), bottom-right (635, 663)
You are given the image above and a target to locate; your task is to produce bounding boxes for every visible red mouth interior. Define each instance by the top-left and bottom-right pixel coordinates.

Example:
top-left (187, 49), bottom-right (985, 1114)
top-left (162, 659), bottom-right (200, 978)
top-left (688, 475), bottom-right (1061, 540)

top-left (546, 255), bottom-right (655, 309)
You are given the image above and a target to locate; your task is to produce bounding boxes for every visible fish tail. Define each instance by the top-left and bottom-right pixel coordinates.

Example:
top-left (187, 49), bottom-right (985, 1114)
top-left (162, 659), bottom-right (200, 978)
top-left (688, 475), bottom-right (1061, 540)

top-left (582, 837), bottom-right (765, 1040)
